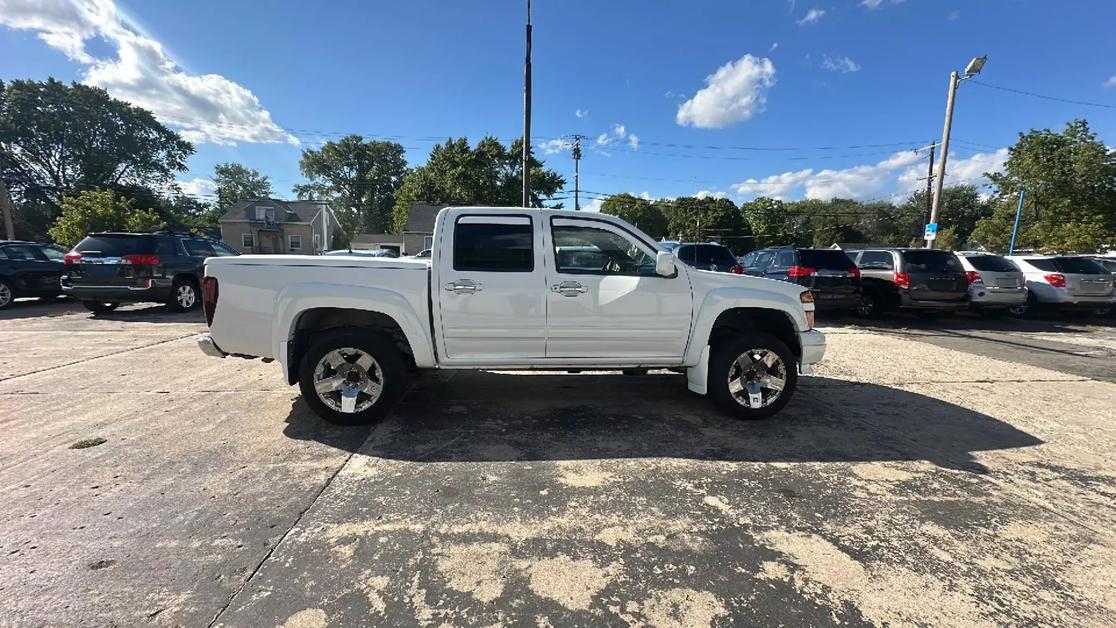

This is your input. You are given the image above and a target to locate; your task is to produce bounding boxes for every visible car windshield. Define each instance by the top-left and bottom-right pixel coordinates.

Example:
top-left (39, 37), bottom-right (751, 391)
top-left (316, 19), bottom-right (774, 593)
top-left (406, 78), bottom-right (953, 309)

top-left (964, 255), bottom-right (1018, 272)
top-left (675, 244), bottom-right (737, 266)
top-left (903, 251), bottom-right (963, 273)
top-left (799, 249), bottom-right (855, 270)
top-left (74, 235), bottom-right (157, 256)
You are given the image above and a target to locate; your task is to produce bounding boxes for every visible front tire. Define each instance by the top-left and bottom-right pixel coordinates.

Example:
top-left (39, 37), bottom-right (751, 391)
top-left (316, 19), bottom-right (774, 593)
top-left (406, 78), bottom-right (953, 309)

top-left (298, 329), bottom-right (407, 425)
top-left (0, 279), bottom-right (13, 310)
top-left (708, 332), bottom-right (798, 420)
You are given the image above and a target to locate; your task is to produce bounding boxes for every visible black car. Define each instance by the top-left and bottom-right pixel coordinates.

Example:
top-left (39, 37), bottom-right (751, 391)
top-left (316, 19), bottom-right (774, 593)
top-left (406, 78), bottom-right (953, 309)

top-left (743, 247), bottom-right (861, 311)
top-left (848, 248), bottom-right (969, 317)
top-left (0, 241), bottom-right (67, 309)
top-left (672, 243), bottom-right (743, 274)
top-left (62, 232), bottom-right (238, 313)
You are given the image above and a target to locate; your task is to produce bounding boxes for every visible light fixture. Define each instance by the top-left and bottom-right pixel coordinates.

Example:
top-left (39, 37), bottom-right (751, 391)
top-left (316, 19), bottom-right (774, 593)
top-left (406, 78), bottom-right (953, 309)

top-left (964, 56), bottom-right (988, 76)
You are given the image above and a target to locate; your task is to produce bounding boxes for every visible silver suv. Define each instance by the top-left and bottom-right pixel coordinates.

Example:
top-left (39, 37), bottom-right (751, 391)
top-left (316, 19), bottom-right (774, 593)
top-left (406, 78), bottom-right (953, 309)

top-left (1007, 255), bottom-right (1115, 316)
top-left (954, 252), bottom-right (1028, 317)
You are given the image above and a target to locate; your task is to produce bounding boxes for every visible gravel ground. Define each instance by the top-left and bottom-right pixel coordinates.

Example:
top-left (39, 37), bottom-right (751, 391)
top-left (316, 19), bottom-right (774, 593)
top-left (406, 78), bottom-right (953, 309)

top-left (0, 299), bottom-right (1113, 627)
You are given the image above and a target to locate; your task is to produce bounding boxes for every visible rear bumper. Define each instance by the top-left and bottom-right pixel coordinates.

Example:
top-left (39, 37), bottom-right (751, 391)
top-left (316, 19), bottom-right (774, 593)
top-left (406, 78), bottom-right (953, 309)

top-left (970, 286), bottom-right (1028, 308)
top-left (897, 294), bottom-right (968, 310)
top-left (62, 282), bottom-right (172, 302)
top-left (197, 333), bottom-right (227, 358)
top-left (812, 294), bottom-right (860, 310)
top-left (799, 329), bottom-right (826, 374)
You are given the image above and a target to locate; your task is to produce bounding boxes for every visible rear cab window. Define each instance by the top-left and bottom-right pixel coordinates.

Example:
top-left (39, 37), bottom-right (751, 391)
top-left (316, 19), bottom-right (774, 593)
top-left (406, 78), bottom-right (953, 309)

top-left (453, 216), bottom-right (534, 272)
top-left (75, 235), bottom-right (157, 256)
top-left (902, 251), bottom-right (963, 273)
top-left (799, 249), bottom-right (855, 270)
top-left (964, 255), bottom-right (1018, 272)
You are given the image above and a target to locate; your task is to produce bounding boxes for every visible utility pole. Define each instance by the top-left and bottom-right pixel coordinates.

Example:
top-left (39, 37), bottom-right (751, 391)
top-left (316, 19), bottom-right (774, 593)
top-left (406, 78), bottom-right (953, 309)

top-left (0, 177), bottom-right (15, 240)
top-left (1008, 187), bottom-right (1025, 255)
top-left (570, 134), bottom-right (586, 210)
top-left (521, 0), bottom-right (532, 208)
top-left (927, 55), bottom-right (987, 249)
top-left (924, 142), bottom-right (935, 223)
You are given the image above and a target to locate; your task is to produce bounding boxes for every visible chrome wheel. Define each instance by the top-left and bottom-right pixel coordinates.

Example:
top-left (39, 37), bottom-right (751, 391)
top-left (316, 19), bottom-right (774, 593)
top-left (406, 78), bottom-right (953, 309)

top-left (727, 348), bottom-right (788, 409)
top-left (176, 284), bottom-right (197, 309)
top-left (0, 282), bottom-right (11, 308)
top-left (312, 347), bottom-right (384, 414)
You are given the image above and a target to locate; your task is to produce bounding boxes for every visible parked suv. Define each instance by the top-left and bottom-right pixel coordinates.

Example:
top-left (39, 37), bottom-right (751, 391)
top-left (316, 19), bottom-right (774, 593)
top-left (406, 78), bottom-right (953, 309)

top-left (62, 232), bottom-right (238, 313)
top-left (673, 243), bottom-right (743, 274)
top-left (1007, 255), bottom-right (1115, 316)
top-left (0, 241), bottom-right (67, 309)
top-left (848, 248), bottom-right (968, 317)
top-left (744, 247), bottom-right (861, 312)
top-left (954, 252), bottom-right (1028, 317)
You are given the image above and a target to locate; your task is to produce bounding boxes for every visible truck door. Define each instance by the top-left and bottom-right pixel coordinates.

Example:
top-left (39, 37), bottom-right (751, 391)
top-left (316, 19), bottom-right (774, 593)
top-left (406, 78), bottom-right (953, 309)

top-left (545, 216), bottom-right (692, 359)
top-left (435, 214), bottom-right (546, 360)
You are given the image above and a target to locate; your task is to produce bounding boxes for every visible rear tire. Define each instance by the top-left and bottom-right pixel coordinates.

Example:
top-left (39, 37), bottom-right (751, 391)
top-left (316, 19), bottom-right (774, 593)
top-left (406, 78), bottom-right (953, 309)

top-left (856, 292), bottom-right (880, 319)
top-left (298, 329), bottom-right (407, 425)
top-left (0, 279), bottom-right (13, 310)
top-left (708, 332), bottom-right (797, 420)
top-left (82, 301), bottom-right (119, 314)
top-left (167, 278), bottom-right (200, 312)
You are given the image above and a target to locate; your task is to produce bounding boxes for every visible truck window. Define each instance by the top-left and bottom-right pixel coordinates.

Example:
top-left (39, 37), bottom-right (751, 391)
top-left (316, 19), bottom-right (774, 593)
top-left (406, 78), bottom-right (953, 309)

top-left (553, 224), bottom-right (654, 274)
top-left (453, 218), bottom-right (533, 272)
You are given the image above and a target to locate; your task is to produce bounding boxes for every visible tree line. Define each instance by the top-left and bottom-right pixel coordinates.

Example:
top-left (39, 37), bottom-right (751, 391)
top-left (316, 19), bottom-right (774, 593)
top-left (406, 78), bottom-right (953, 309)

top-left (2, 78), bottom-right (1112, 253)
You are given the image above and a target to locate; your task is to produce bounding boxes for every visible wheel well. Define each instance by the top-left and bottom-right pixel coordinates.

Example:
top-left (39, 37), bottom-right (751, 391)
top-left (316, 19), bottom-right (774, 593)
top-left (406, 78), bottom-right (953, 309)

top-left (708, 307), bottom-right (801, 359)
top-left (288, 308), bottom-right (416, 381)
top-left (172, 273), bottom-right (199, 287)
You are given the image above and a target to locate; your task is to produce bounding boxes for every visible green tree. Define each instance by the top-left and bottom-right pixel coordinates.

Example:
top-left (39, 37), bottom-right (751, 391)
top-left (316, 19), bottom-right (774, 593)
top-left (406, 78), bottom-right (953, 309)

top-left (214, 162), bottom-right (271, 210)
top-left (47, 189), bottom-right (164, 247)
top-left (599, 193), bottom-right (668, 238)
top-left (392, 137), bottom-right (565, 233)
top-left (971, 119), bottom-right (1116, 253)
top-left (0, 78), bottom-right (193, 214)
top-left (666, 196), bottom-right (751, 253)
top-left (897, 185), bottom-right (989, 245)
top-left (295, 136), bottom-right (408, 236)
top-left (741, 197), bottom-right (799, 248)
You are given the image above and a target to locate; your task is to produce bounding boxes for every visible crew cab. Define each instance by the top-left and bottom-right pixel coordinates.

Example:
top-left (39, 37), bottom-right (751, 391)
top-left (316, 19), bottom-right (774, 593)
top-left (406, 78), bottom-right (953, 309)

top-left (197, 208), bottom-right (825, 424)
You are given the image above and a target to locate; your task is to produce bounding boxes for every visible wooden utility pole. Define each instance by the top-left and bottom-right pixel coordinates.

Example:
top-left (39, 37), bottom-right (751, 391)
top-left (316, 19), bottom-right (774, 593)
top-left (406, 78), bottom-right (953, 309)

top-left (925, 142), bottom-right (935, 223)
top-left (0, 177), bottom-right (15, 240)
top-left (571, 135), bottom-right (586, 210)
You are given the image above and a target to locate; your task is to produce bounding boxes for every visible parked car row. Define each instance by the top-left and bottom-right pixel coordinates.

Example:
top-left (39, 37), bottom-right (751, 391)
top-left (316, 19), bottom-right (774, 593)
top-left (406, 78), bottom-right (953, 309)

top-left (663, 240), bottom-right (1115, 320)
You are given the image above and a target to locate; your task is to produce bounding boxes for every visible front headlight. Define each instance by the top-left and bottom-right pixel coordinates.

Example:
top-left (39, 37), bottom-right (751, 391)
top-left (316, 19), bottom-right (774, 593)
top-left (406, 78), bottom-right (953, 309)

top-left (800, 291), bottom-right (815, 329)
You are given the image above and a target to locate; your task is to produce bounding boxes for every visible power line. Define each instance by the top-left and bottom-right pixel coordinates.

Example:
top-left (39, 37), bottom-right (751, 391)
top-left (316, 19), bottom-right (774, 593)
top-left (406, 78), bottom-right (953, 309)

top-left (969, 80), bottom-right (1116, 109)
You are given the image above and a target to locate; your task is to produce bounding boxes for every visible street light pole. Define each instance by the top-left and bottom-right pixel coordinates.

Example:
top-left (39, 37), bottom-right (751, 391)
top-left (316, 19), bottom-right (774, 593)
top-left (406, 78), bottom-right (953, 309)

top-left (521, 0), bottom-right (532, 208)
top-left (926, 55), bottom-right (986, 249)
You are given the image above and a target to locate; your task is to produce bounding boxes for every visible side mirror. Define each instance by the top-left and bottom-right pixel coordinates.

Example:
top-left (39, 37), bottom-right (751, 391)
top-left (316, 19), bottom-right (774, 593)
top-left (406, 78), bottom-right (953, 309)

top-left (655, 251), bottom-right (676, 277)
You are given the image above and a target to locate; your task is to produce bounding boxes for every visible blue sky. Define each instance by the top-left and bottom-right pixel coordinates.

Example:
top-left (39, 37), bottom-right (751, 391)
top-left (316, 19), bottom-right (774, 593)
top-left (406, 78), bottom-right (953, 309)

top-left (2, 0), bottom-right (1115, 209)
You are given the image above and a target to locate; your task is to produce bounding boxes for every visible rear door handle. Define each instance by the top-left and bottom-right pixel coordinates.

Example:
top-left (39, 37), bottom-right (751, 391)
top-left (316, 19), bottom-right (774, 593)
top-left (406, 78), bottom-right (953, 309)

top-left (445, 279), bottom-right (482, 295)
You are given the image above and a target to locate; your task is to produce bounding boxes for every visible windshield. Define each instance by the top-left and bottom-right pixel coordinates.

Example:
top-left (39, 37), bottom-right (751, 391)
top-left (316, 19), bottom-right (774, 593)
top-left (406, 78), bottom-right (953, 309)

top-left (964, 255), bottom-right (1019, 272)
top-left (903, 251), bottom-right (963, 273)
top-left (675, 244), bottom-right (737, 266)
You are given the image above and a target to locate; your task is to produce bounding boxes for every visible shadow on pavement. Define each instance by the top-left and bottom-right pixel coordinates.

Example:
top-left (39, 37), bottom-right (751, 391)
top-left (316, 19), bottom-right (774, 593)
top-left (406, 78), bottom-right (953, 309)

top-left (89, 303), bottom-right (206, 323)
top-left (282, 371), bottom-right (1043, 473)
top-left (0, 297), bottom-right (82, 320)
top-left (820, 309), bottom-right (1113, 333)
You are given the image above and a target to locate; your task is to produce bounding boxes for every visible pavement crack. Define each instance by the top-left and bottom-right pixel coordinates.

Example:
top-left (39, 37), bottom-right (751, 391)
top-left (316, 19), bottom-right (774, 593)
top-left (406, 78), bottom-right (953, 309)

top-left (0, 333), bottom-right (197, 383)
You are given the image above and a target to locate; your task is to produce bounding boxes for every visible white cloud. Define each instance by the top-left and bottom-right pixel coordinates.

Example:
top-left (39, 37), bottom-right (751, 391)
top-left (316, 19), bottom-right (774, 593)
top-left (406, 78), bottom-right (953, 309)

top-left (0, 0), bottom-right (297, 146)
top-left (628, 133), bottom-right (640, 150)
top-left (594, 123), bottom-right (638, 151)
top-left (595, 133), bottom-right (611, 146)
top-left (796, 8), bottom-right (825, 25)
top-left (1104, 75), bottom-right (1116, 88)
top-left (177, 177), bottom-right (217, 197)
top-left (695, 190), bottom-right (729, 200)
top-left (947, 10), bottom-right (960, 20)
top-left (861, 0), bottom-right (903, 8)
top-left (731, 148), bottom-right (1006, 201)
top-left (676, 54), bottom-right (776, 128)
top-left (822, 55), bottom-right (861, 74)
top-left (575, 108), bottom-right (588, 118)
top-left (769, 42), bottom-right (779, 52)
top-left (537, 137), bottom-right (572, 155)
top-left (582, 197), bottom-right (604, 212)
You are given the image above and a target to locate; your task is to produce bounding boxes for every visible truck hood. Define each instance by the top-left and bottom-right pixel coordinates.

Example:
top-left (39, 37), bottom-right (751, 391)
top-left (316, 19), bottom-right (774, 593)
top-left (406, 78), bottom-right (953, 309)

top-left (205, 254), bottom-right (430, 270)
top-left (688, 267), bottom-right (811, 302)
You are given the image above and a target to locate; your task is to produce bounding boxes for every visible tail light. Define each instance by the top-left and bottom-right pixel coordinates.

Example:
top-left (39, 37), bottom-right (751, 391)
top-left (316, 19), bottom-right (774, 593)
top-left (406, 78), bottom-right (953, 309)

top-left (122, 254), bottom-right (160, 265)
top-left (848, 267), bottom-right (861, 278)
top-left (894, 272), bottom-right (910, 288)
top-left (729, 264), bottom-right (744, 274)
top-left (202, 276), bottom-right (219, 326)
top-left (1044, 273), bottom-right (1066, 288)
top-left (787, 265), bottom-right (817, 278)
top-left (64, 251), bottom-right (82, 264)
top-left (966, 271), bottom-right (983, 285)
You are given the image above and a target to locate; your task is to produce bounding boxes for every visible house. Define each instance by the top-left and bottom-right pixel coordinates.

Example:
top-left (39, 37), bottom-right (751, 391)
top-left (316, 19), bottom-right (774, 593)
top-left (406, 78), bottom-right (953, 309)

top-left (219, 198), bottom-right (341, 255)
top-left (349, 233), bottom-right (405, 255)
top-left (402, 203), bottom-right (443, 255)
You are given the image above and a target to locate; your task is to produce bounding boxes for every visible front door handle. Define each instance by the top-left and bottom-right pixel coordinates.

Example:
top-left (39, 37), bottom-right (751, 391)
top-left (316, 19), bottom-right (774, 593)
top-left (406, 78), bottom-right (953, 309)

top-left (551, 281), bottom-right (588, 297)
top-left (445, 279), bottom-right (483, 295)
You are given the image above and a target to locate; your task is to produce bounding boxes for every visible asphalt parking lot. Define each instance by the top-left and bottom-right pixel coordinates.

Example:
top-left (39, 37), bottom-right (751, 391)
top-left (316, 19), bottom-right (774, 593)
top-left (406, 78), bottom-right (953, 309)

top-left (1, 299), bottom-right (1114, 627)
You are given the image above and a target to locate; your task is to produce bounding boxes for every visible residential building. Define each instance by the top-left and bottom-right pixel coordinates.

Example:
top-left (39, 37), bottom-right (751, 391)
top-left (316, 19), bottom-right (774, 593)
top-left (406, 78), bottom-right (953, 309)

top-left (402, 203), bottom-right (442, 255)
top-left (219, 198), bottom-right (341, 255)
top-left (349, 233), bottom-right (404, 255)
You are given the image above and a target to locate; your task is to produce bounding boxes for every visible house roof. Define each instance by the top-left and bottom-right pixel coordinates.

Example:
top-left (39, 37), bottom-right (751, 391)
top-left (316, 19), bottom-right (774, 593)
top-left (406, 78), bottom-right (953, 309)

top-left (219, 198), bottom-right (336, 224)
top-left (404, 203), bottom-right (444, 233)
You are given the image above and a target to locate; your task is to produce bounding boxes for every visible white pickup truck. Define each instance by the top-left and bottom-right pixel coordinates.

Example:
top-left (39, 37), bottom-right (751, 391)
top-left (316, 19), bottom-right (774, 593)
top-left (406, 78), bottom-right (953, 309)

top-left (197, 207), bottom-right (825, 424)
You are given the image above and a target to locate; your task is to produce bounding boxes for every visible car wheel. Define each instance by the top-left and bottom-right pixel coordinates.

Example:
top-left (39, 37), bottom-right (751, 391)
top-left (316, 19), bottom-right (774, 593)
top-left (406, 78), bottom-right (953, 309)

top-left (298, 329), bottom-right (407, 425)
top-left (1094, 307), bottom-right (1112, 317)
top-left (0, 279), bottom-right (13, 310)
top-left (82, 301), bottom-right (119, 314)
top-left (168, 278), bottom-right (200, 312)
top-left (708, 332), bottom-right (797, 420)
top-left (856, 292), bottom-right (879, 319)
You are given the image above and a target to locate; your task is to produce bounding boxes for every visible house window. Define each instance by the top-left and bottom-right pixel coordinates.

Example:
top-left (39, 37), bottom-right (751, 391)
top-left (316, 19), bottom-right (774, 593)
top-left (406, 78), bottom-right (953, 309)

top-left (313, 233), bottom-right (321, 251)
top-left (423, 235), bottom-right (434, 249)
top-left (289, 234), bottom-right (302, 251)
top-left (242, 233), bottom-right (254, 248)
top-left (255, 206), bottom-right (274, 221)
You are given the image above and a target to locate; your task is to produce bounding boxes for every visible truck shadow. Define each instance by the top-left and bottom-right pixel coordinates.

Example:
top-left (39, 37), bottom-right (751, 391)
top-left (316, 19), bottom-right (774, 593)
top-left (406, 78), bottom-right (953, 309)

top-left (283, 371), bottom-right (1042, 473)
